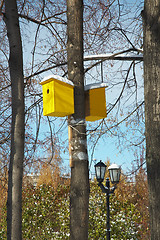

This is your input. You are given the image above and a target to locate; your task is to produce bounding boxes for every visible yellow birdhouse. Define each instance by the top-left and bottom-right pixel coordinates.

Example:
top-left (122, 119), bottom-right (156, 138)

top-left (40, 75), bottom-right (74, 117)
top-left (85, 83), bottom-right (107, 121)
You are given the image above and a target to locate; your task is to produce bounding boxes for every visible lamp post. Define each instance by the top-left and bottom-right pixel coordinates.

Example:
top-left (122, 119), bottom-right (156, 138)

top-left (95, 161), bottom-right (121, 240)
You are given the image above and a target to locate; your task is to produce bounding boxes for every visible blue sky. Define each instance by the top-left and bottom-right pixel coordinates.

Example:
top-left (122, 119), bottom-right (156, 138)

top-left (21, 0), bottom-right (144, 177)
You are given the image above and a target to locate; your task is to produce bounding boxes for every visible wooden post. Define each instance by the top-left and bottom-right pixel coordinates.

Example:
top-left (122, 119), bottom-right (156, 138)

top-left (68, 118), bottom-right (74, 168)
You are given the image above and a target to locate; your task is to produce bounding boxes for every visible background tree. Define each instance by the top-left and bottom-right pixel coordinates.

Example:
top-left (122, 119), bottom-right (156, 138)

top-left (36, 148), bottom-right (69, 190)
top-left (4, 0), bottom-right (25, 239)
top-left (143, 0), bottom-right (160, 238)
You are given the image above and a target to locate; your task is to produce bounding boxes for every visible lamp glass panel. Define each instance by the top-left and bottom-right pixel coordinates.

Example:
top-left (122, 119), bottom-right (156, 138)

top-left (96, 166), bottom-right (101, 179)
top-left (109, 169), bottom-right (120, 183)
top-left (101, 166), bottom-right (106, 180)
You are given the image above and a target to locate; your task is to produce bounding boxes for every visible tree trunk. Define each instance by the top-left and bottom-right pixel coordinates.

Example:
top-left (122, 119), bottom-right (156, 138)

top-left (67, 0), bottom-right (89, 239)
top-left (143, 1), bottom-right (160, 239)
top-left (4, 0), bottom-right (25, 239)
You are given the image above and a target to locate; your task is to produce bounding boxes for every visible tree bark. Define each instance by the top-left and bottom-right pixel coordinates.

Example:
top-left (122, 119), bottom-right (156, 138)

top-left (4, 0), bottom-right (25, 239)
top-left (67, 0), bottom-right (89, 239)
top-left (143, 1), bottom-right (160, 239)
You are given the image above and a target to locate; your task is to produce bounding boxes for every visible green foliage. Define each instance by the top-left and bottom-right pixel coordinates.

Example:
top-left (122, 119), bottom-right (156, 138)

top-left (89, 183), bottom-right (107, 239)
top-left (110, 200), bottom-right (140, 240)
top-left (0, 203), bottom-right (7, 239)
top-left (0, 174), bottom-right (149, 239)
top-left (22, 184), bottom-right (70, 240)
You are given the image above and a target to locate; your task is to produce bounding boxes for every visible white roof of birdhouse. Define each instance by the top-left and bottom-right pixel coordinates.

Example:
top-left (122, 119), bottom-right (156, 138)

top-left (84, 82), bottom-right (108, 91)
top-left (40, 75), bottom-right (108, 90)
top-left (40, 74), bottom-right (74, 86)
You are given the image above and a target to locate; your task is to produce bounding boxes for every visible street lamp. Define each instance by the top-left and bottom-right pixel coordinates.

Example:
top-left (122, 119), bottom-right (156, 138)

top-left (95, 161), bottom-right (121, 240)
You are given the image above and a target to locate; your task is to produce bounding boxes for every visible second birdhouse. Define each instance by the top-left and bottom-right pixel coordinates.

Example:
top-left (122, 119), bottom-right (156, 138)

top-left (85, 83), bottom-right (107, 121)
top-left (40, 75), bottom-right (74, 117)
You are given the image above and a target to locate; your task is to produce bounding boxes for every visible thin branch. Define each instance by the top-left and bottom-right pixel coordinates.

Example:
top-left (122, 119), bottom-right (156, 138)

top-left (104, 101), bottom-right (144, 132)
top-left (108, 61), bottom-right (134, 114)
top-left (84, 49), bottom-right (143, 61)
